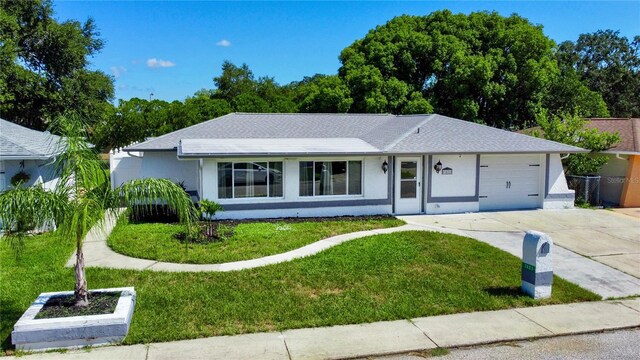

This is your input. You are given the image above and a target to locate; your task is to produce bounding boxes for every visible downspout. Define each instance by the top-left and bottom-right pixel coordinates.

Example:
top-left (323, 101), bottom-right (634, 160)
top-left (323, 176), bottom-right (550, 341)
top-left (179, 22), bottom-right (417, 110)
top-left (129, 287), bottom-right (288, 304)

top-left (126, 151), bottom-right (143, 158)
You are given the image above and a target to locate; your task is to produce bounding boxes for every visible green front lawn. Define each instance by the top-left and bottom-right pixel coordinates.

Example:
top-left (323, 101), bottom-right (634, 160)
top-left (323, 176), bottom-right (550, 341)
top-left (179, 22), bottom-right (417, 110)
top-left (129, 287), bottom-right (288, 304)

top-left (1, 229), bottom-right (599, 353)
top-left (107, 216), bottom-right (405, 264)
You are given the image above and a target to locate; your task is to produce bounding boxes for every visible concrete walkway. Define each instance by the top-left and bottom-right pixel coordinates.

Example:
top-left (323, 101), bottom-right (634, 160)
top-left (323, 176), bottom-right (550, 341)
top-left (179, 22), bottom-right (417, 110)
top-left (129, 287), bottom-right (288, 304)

top-left (9, 298), bottom-right (640, 360)
top-left (68, 211), bottom-right (426, 272)
top-left (72, 210), bottom-right (640, 298)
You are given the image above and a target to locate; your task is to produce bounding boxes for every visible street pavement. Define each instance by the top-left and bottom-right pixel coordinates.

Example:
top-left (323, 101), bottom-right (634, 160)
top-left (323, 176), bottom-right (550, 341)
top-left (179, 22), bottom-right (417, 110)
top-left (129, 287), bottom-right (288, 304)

top-left (377, 328), bottom-right (640, 360)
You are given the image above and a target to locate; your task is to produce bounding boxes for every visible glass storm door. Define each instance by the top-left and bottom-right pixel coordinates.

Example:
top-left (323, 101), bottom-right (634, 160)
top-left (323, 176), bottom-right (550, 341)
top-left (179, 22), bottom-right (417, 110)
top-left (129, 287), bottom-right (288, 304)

top-left (395, 157), bottom-right (422, 214)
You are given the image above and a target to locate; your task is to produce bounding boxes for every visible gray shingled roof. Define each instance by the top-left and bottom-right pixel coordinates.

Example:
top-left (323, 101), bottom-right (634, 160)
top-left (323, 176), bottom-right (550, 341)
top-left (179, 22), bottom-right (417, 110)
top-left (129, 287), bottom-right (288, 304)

top-left (126, 113), bottom-right (428, 151)
top-left (125, 113), bottom-right (585, 155)
top-left (390, 115), bottom-right (586, 154)
top-left (0, 119), bottom-right (62, 159)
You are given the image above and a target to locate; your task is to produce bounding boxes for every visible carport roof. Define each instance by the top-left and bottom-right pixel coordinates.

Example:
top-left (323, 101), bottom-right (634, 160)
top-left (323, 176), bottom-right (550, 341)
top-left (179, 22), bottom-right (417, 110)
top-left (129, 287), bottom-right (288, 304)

top-left (126, 113), bottom-right (586, 155)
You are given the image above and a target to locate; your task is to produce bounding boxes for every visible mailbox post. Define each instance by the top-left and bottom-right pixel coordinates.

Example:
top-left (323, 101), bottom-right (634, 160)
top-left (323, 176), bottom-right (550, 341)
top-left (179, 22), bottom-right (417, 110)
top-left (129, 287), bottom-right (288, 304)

top-left (522, 230), bottom-right (553, 299)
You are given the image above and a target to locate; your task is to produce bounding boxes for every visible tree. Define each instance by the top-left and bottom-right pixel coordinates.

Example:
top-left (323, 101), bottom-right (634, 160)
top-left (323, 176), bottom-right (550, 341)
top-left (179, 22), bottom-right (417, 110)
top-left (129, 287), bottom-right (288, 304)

top-left (556, 31), bottom-right (640, 117)
top-left (0, 0), bottom-right (114, 130)
top-left (213, 61), bottom-right (257, 102)
top-left (531, 110), bottom-right (620, 175)
top-left (339, 11), bottom-right (585, 128)
top-left (293, 75), bottom-right (353, 113)
top-left (212, 61), bottom-right (297, 113)
top-left (0, 115), bottom-right (197, 306)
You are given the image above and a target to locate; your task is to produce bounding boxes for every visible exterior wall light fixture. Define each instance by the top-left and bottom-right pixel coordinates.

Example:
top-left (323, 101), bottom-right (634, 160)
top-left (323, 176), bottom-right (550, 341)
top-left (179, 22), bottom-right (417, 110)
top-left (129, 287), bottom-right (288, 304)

top-left (434, 160), bottom-right (443, 173)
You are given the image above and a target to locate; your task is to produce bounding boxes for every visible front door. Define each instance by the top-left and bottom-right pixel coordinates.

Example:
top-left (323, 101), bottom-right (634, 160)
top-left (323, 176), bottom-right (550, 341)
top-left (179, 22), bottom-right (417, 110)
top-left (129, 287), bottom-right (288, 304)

top-left (395, 157), bottom-right (422, 214)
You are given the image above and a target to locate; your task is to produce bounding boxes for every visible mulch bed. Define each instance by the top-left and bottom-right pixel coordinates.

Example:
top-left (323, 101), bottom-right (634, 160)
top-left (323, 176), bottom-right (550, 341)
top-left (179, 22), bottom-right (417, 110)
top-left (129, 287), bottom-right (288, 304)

top-left (34, 291), bottom-right (121, 319)
top-left (212, 214), bottom-right (399, 227)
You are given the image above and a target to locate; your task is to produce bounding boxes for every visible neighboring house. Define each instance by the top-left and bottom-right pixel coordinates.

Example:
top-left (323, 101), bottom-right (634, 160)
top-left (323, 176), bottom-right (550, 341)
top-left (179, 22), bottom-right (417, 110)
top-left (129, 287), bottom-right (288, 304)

top-left (0, 119), bottom-right (62, 192)
top-left (112, 113), bottom-right (584, 219)
top-left (585, 118), bottom-right (639, 207)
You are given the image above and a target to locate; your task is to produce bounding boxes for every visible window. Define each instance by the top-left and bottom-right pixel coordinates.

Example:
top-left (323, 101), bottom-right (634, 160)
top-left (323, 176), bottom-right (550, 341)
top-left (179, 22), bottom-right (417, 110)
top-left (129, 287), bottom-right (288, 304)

top-left (299, 160), bottom-right (362, 196)
top-left (218, 161), bottom-right (283, 199)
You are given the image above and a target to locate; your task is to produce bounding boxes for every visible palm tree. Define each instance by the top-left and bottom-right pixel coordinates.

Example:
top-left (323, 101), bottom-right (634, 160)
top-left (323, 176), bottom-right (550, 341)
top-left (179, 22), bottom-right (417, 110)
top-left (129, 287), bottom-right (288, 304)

top-left (0, 115), bottom-right (197, 307)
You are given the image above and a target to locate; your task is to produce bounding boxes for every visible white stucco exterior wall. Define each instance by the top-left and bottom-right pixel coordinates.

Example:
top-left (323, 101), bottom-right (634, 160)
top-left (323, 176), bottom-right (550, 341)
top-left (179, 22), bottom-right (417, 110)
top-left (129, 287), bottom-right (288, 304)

top-left (543, 153), bottom-right (575, 209)
top-left (201, 156), bottom-right (391, 219)
top-left (429, 154), bottom-right (477, 197)
top-left (1, 159), bottom-right (59, 191)
top-left (110, 151), bottom-right (199, 192)
top-left (426, 202), bottom-right (479, 214)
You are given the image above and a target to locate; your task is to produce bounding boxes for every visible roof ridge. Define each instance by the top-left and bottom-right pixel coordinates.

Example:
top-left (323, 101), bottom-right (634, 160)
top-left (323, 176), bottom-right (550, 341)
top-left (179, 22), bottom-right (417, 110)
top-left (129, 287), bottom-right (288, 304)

top-left (382, 114), bottom-right (436, 151)
top-left (233, 112), bottom-right (393, 116)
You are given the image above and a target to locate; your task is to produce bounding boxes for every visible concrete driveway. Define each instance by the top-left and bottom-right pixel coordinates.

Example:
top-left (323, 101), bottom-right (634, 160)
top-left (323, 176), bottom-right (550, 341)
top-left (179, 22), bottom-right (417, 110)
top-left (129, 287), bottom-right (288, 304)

top-left (399, 209), bottom-right (640, 279)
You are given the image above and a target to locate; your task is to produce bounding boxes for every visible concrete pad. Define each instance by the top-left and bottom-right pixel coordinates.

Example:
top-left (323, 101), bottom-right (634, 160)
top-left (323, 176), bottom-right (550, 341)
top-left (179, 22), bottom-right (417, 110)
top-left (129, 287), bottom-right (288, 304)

top-left (411, 309), bottom-right (552, 347)
top-left (147, 332), bottom-right (289, 360)
top-left (460, 229), bottom-right (640, 298)
top-left (399, 213), bottom-right (496, 231)
top-left (612, 208), bottom-right (640, 219)
top-left (548, 228), bottom-right (640, 256)
top-left (602, 226), bottom-right (640, 243)
top-left (592, 253), bottom-right (640, 278)
top-left (486, 211), bottom-right (571, 232)
top-left (515, 302), bottom-right (640, 334)
top-left (5, 344), bottom-right (147, 360)
top-left (283, 320), bottom-right (436, 360)
top-left (618, 298), bottom-right (640, 312)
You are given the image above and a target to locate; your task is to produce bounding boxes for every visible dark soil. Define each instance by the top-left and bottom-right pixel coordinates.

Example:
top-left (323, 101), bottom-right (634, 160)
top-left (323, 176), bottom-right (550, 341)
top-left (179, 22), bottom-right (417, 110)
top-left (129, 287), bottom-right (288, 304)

top-left (213, 214), bottom-right (399, 227)
top-left (34, 291), bottom-right (121, 319)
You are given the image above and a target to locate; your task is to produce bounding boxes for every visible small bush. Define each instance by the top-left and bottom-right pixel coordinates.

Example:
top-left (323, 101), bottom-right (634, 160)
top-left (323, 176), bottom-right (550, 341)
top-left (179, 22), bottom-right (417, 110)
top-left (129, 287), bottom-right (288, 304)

top-left (10, 171), bottom-right (30, 187)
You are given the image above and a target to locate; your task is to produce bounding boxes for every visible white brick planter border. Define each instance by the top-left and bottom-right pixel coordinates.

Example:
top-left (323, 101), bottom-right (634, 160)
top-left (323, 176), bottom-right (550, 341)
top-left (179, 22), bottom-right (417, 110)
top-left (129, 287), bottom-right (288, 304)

top-left (12, 287), bottom-right (136, 351)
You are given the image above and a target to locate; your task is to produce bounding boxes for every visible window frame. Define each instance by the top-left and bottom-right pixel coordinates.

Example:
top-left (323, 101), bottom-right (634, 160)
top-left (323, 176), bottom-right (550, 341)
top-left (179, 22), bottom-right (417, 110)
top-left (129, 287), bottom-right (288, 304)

top-left (299, 159), bottom-right (364, 198)
top-left (217, 160), bottom-right (285, 200)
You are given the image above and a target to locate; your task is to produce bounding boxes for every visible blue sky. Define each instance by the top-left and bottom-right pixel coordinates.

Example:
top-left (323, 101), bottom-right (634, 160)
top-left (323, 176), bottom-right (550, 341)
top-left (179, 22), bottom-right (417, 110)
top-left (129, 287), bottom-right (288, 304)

top-left (53, 1), bottom-right (640, 102)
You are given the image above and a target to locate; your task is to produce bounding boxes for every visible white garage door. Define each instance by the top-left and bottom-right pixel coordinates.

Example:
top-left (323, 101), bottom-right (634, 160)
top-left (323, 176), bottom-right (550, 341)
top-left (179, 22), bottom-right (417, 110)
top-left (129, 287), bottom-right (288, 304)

top-left (479, 155), bottom-right (542, 211)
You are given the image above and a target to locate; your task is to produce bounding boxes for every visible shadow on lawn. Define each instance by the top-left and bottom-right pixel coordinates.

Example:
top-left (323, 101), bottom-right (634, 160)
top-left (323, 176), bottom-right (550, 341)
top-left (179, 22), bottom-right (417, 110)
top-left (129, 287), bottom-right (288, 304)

top-left (484, 286), bottom-right (528, 298)
top-left (0, 299), bottom-right (22, 352)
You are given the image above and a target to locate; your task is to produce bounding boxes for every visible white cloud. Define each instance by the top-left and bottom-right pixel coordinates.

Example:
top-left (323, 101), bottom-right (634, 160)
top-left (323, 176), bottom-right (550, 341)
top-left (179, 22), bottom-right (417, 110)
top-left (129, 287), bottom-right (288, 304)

top-left (216, 39), bottom-right (232, 47)
top-left (110, 66), bottom-right (127, 78)
top-left (146, 58), bottom-right (176, 68)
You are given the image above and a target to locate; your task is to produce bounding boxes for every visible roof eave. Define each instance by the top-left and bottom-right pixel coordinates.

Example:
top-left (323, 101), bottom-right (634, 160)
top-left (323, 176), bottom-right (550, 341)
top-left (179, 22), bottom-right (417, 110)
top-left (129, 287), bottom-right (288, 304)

top-left (388, 149), bottom-right (589, 155)
top-left (177, 151), bottom-right (385, 159)
top-left (0, 154), bottom-right (55, 160)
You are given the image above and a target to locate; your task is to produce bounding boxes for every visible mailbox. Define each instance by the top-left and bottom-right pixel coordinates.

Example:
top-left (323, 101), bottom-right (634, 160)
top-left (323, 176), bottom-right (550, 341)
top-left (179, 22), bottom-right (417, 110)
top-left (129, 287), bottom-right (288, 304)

top-left (522, 230), bottom-right (553, 299)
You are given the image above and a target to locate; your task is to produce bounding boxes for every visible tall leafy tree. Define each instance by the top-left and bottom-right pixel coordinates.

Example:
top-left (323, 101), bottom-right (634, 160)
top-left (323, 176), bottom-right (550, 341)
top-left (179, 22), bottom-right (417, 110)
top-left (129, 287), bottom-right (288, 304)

top-left (556, 30), bottom-right (640, 117)
top-left (339, 11), bottom-right (606, 128)
top-left (0, 0), bottom-right (114, 130)
top-left (292, 75), bottom-right (353, 113)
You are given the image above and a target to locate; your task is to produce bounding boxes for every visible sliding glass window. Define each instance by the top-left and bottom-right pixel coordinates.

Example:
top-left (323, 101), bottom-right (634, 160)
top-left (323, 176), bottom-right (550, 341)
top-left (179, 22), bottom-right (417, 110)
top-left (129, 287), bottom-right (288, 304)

top-left (218, 161), bottom-right (283, 199)
top-left (299, 160), bottom-right (362, 196)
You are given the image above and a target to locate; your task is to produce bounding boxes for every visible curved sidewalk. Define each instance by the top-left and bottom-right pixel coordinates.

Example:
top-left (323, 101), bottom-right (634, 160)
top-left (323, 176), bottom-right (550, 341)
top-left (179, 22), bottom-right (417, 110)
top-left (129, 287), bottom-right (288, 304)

top-left (68, 211), bottom-right (640, 298)
top-left (66, 212), bottom-right (425, 272)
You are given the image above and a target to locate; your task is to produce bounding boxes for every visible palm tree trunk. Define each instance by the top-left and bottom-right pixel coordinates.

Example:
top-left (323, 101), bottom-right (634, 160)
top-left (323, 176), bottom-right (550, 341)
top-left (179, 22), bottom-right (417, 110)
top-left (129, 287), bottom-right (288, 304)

top-left (74, 244), bottom-right (89, 307)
